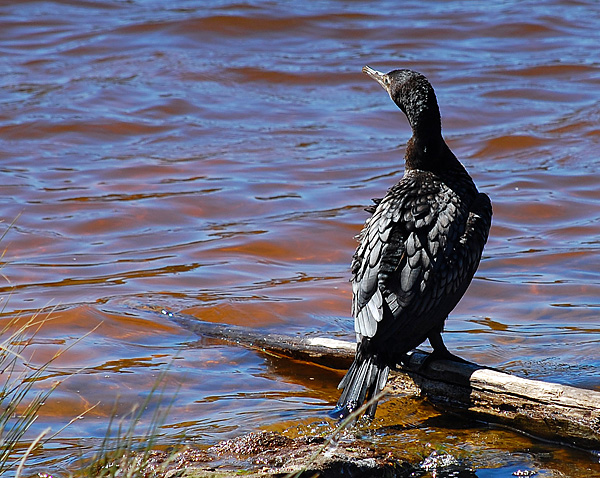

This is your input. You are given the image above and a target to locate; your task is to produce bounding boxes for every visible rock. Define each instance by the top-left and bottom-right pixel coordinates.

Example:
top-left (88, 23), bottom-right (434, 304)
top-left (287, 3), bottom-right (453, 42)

top-left (145, 431), bottom-right (415, 477)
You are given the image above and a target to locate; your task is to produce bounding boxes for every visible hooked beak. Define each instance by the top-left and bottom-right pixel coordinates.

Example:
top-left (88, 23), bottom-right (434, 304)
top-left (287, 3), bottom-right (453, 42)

top-left (362, 65), bottom-right (390, 93)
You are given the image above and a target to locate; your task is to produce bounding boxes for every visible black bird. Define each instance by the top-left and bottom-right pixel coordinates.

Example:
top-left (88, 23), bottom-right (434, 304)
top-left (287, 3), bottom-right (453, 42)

top-left (332, 66), bottom-right (492, 419)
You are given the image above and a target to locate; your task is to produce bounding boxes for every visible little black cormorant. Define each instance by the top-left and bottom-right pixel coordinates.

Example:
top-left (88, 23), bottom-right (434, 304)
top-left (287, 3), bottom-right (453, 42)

top-left (332, 66), bottom-right (493, 419)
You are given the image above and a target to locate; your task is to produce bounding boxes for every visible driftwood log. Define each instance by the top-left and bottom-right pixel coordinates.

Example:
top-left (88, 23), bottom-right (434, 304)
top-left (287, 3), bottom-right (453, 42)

top-left (141, 305), bottom-right (600, 451)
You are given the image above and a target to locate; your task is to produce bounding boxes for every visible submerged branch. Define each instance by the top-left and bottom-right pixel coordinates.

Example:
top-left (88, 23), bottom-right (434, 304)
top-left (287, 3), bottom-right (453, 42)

top-left (140, 305), bottom-right (600, 451)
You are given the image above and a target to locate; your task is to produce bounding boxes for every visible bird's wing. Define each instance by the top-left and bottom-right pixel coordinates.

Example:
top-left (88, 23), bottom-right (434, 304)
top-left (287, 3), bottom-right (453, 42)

top-left (351, 173), bottom-right (488, 341)
top-left (350, 199), bottom-right (395, 338)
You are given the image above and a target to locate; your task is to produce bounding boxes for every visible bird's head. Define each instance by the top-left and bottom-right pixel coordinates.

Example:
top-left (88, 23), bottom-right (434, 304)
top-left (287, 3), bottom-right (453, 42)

top-left (362, 65), bottom-right (440, 135)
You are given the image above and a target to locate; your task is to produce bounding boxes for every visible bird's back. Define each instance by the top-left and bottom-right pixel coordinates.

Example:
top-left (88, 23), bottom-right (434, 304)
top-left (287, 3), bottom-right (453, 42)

top-left (351, 164), bottom-right (491, 359)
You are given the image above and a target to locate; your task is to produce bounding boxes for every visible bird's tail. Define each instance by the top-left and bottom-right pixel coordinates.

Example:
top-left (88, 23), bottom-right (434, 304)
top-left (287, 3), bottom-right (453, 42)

top-left (329, 344), bottom-right (390, 420)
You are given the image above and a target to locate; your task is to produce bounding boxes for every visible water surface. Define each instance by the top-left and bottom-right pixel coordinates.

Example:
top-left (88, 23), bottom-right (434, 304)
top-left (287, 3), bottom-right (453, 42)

top-left (1, 1), bottom-right (599, 476)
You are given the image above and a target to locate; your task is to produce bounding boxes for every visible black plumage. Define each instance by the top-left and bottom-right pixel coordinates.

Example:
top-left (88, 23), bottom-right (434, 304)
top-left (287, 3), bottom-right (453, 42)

top-left (333, 66), bottom-right (493, 419)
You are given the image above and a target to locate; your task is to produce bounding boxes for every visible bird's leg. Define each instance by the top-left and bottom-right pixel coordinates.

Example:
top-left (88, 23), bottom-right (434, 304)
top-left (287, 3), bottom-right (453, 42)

top-left (426, 324), bottom-right (471, 365)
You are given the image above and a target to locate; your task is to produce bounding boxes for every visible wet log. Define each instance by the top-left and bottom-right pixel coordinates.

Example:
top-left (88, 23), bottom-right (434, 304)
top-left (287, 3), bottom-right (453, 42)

top-left (152, 305), bottom-right (356, 370)
top-left (142, 305), bottom-right (600, 451)
top-left (392, 351), bottom-right (600, 451)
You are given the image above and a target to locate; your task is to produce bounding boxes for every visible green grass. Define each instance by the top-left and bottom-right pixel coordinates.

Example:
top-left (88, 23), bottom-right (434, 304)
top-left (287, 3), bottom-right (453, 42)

top-left (0, 311), bottom-right (65, 476)
top-left (3, 217), bottom-right (374, 477)
top-left (0, 218), bottom-right (104, 476)
top-left (1, 309), bottom-right (381, 478)
top-left (78, 370), bottom-right (180, 478)
top-left (0, 216), bottom-right (62, 475)
top-left (0, 310), bottom-right (180, 478)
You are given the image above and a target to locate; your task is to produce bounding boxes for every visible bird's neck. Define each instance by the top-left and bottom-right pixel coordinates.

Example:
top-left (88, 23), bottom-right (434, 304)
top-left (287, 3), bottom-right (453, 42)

top-left (399, 92), bottom-right (469, 177)
top-left (402, 97), bottom-right (447, 171)
top-left (405, 137), bottom-right (477, 198)
top-left (404, 129), bottom-right (446, 171)
top-left (405, 134), bottom-right (470, 178)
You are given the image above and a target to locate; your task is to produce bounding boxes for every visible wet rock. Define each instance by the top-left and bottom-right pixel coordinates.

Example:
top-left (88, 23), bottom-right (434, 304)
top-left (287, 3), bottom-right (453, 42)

top-left (146, 431), bottom-right (415, 477)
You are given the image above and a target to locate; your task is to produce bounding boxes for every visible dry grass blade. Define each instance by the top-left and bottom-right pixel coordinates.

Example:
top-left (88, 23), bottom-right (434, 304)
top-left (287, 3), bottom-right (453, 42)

top-left (14, 427), bottom-right (51, 478)
top-left (80, 366), bottom-right (180, 478)
top-left (0, 309), bottom-right (101, 474)
top-left (285, 391), bottom-right (388, 478)
top-left (1, 313), bottom-right (59, 474)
